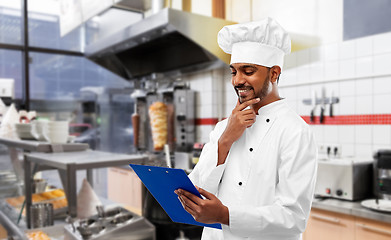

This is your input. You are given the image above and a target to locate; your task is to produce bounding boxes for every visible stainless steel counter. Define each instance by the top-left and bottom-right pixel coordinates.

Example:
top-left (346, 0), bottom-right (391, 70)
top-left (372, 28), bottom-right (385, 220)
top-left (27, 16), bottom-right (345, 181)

top-left (0, 137), bottom-right (90, 196)
top-left (312, 197), bottom-right (391, 224)
top-left (0, 137), bottom-right (89, 153)
top-left (0, 196), bottom-right (129, 240)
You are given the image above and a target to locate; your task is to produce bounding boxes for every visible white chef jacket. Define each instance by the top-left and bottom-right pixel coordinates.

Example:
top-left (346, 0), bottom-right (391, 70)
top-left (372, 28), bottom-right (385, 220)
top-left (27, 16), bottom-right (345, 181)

top-left (189, 99), bottom-right (317, 240)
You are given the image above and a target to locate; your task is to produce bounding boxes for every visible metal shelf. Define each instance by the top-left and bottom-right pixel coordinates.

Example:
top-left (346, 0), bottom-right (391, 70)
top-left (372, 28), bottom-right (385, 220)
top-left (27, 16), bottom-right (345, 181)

top-left (24, 150), bottom-right (150, 228)
top-left (0, 137), bottom-right (89, 153)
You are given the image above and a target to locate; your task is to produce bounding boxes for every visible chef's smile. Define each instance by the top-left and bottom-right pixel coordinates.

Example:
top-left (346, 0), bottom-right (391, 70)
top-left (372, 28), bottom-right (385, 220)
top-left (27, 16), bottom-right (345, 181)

top-left (236, 86), bottom-right (254, 99)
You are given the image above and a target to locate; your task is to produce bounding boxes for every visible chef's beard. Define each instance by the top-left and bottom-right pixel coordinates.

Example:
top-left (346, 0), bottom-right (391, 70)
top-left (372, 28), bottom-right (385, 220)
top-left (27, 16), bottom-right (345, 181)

top-left (257, 72), bottom-right (271, 101)
top-left (237, 72), bottom-right (271, 104)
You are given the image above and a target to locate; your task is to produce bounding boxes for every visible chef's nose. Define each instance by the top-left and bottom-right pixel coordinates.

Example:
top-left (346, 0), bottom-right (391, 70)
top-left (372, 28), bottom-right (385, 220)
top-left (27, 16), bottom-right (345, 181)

top-left (232, 73), bottom-right (246, 86)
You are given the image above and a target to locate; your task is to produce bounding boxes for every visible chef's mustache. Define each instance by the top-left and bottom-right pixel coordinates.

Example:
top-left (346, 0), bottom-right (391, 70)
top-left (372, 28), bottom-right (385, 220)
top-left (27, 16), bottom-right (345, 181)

top-left (234, 84), bottom-right (253, 91)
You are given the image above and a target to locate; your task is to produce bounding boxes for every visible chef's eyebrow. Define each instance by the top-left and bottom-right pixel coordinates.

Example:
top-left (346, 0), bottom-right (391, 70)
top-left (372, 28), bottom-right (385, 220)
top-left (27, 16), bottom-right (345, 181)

top-left (229, 65), bottom-right (258, 70)
top-left (239, 65), bottom-right (258, 72)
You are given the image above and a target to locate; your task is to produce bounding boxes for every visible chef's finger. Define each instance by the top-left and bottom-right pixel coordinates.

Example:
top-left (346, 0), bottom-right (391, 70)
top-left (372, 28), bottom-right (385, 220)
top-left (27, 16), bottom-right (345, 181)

top-left (179, 196), bottom-right (197, 216)
top-left (177, 194), bottom-right (191, 209)
top-left (180, 194), bottom-right (200, 213)
top-left (239, 111), bottom-right (256, 121)
top-left (233, 110), bottom-right (256, 122)
top-left (236, 98), bottom-right (241, 107)
top-left (177, 196), bottom-right (186, 209)
top-left (246, 120), bottom-right (256, 128)
top-left (240, 109), bottom-right (257, 116)
top-left (198, 187), bottom-right (215, 200)
top-left (244, 119), bottom-right (256, 128)
top-left (236, 98), bottom-right (260, 111)
top-left (183, 204), bottom-right (197, 218)
top-left (244, 117), bottom-right (256, 123)
top-left (179, 189), bottom-right (203, 205)
top-left (240, 116), bottom-right (256, 125)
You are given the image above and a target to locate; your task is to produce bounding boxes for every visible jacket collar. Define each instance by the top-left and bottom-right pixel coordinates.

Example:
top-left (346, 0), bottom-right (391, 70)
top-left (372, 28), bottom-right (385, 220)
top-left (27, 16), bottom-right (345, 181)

top-left (256, 98), bottom-right (286, 116)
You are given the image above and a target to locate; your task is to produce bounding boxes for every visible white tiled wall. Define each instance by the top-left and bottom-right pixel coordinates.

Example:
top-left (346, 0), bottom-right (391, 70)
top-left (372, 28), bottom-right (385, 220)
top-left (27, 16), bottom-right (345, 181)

top-left (186, 30), bottom-right (391, 159)
top-left (196, 125), bottom-right (214, 144)
top-left (279, 31), bottom-right (391, 159)
top-left (184, 68), bottom-right (230, 143)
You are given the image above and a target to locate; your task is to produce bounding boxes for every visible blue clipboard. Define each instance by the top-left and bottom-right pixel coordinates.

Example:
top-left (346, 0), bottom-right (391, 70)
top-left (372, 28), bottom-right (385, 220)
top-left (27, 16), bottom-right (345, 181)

top-left (129, 164), bottom-right (222, 229)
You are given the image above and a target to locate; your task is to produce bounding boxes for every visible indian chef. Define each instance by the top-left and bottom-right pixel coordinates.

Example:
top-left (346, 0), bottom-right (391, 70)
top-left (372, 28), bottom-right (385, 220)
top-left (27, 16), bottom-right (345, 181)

top-left (175, 17), bottom-right (318, 240)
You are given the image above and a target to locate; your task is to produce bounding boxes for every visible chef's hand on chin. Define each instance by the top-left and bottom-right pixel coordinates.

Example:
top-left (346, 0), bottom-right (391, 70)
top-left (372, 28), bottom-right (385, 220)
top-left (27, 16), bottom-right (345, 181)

top-left (221, 97), bottom-right (260, 144)
top-left (175, 186), bottom-right (229, 225)
top-left (216, 97), bottom-right (259, 166)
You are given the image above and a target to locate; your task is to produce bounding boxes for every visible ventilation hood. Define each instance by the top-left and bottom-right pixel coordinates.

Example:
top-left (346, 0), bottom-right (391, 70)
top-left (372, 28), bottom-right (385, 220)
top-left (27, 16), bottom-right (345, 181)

top-left (85, 8), bottom-right (235, 80)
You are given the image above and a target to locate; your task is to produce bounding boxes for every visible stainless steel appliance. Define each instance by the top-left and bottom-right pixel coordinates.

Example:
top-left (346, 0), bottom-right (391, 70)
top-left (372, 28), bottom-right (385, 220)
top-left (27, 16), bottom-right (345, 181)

top-left (315, 158), bottom-right (373, 201)
top-left (173, 88), bottom-right (195, 152)
top-left (85, 8), bottom-right (234, 80)
top-left (132, 89), bottom-right (148, 151)
top-left (64, 206), bottom-right (155, 240)
top-left (132, 89), bottom-right (169, 153)
top-left (131, 85), bottom-right (195, 154)
top-left (373, 150), bottom-right (391, 200)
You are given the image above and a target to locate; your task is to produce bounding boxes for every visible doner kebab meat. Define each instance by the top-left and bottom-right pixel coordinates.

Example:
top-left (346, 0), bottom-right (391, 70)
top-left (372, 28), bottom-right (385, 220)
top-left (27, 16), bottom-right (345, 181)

top-left (149, 102), bottom-right (168, 151)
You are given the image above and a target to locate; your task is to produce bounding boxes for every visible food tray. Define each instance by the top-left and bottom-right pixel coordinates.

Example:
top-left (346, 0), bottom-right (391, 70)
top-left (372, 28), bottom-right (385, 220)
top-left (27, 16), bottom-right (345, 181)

top-left (25, 224), bottom-right (65, 240)
top-left (5, 189), bottom-right (68, 216)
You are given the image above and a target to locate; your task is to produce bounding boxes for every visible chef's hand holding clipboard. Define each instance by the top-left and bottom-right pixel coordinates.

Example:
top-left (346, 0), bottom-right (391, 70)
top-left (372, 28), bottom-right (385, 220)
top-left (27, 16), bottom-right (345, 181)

top-left (175, 186), bottom-right (229, 225)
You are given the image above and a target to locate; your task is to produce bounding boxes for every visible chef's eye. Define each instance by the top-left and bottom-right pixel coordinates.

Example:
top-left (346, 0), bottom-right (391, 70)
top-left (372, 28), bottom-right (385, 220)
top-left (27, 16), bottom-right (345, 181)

top-left (244, 71), bottom-right (254, 76)
top-left (231, 71), bottom-right (237, 76)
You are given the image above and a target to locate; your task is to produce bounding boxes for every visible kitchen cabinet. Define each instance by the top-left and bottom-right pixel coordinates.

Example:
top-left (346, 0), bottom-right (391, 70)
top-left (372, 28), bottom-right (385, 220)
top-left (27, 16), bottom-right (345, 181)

top-left (355, 217), bottom-right (391, 240)
top-left (303, 208), bottom-right (355, 240)
top-left (304, 208), bottom-right (391, 240)
top-left (107, 167), bottom-right (143, 216)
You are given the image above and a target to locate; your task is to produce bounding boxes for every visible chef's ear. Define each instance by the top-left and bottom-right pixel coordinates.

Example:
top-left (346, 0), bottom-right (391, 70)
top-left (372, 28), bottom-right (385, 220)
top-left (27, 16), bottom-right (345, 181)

top-left (270, 66), bottom-right (281, 83)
